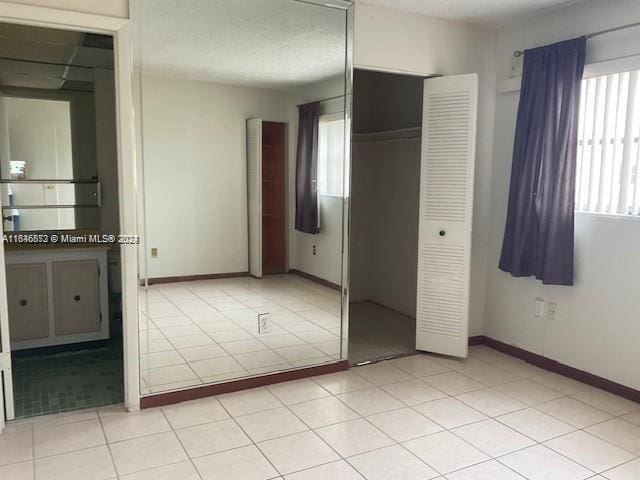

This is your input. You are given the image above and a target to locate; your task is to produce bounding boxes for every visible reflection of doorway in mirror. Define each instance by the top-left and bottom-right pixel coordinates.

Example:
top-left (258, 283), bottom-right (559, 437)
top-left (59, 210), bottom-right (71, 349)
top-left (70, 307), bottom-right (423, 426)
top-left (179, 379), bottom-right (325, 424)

top-left (262, 122), bottom-right (286, 274)
top-left (3, 97), bottom-right (75, 230)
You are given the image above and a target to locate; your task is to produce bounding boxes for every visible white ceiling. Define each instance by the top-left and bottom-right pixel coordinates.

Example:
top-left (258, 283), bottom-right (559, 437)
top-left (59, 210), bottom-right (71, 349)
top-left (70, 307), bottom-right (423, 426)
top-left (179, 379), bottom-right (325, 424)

top-left (357, 0), bottom-right (586, 28)
top-left (134, 0), bottom-right (347, 90)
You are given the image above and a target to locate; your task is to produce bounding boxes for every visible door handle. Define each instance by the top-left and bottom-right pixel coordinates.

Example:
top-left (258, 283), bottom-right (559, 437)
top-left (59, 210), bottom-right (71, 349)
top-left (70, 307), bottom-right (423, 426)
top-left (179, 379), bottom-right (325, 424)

top-left (74, 295), bottom-right (81, 302)
top-left (19, 299), bottom-right (27, 306)
top-left (439, 230), bottom-right (446, 237)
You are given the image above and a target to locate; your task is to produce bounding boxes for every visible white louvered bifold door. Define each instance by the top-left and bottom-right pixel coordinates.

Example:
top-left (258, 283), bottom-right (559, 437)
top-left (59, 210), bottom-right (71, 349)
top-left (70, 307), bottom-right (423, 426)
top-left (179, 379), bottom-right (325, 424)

top-left (246, 118), bottom-right (262, 278)
top-left (416, 74), bottom-right (478, 358)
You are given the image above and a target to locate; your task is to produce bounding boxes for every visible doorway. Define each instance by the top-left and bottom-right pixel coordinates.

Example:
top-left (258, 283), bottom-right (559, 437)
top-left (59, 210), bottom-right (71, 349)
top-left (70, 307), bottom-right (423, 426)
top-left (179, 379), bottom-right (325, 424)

top-left (262, 121), bottom-right (286, 274)
top-left (0, 22), bottom-right (123, 419)
top-left (348, 69), bottom-right (425, 365)
top-left (348, 69), bottom-right (479, 365)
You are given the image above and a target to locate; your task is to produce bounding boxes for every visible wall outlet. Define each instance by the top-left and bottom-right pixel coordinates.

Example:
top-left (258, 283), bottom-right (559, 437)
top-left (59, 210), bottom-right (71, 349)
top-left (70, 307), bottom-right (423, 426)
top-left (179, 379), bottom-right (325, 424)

top-left (547, 302), bottom-right (559, 321)
top-left (258, 313), bottom-right (271, 334)
top-left (312, 245), bottom-right (317, 256)
top-left (510, 54), bottom-right (523, 77)
top-left (151, 248), bottom-right (158, 258)
top-left (534, 298), bottom-right (545, 317)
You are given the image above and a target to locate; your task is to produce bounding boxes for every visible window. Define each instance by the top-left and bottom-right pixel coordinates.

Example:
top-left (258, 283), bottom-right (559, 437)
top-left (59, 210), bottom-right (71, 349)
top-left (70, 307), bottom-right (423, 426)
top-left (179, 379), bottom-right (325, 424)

top-left (317, 114), bottom-right (345, 197)
top-left (576, 70), bottom-right (640, 215)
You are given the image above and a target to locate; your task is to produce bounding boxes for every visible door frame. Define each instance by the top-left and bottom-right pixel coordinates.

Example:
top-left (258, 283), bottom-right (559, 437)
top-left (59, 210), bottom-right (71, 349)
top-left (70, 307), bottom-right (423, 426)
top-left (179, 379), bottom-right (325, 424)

top-left (0, 2), bottom-right (140, 429)
top-left (346, 65), bottom-right (435, 364)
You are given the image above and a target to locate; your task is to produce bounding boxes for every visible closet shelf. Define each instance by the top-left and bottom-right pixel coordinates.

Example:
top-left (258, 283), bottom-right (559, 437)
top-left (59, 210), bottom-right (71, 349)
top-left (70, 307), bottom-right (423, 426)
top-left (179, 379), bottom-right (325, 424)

top-left (352, 127), bottom-right (422, 144)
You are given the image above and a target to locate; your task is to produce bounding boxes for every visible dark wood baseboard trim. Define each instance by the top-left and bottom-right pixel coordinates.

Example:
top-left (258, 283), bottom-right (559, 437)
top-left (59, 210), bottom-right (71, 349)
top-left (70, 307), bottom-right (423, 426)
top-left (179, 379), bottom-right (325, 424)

top-left (289, 269), bottom-right (341, 291)
top-left (467, 335), bottom-right (486, 346)
top-left (141, 360), bottom-right (349, 409)
top-left (146, 272), bottom-right (249, 285)
top-left (469, 335), bottom-right (640, 404)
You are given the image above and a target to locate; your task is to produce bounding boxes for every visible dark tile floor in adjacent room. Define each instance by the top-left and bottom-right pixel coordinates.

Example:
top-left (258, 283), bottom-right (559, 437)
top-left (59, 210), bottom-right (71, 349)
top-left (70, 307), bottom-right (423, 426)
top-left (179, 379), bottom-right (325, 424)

top-left (11, 341), bottom-right (124, 419)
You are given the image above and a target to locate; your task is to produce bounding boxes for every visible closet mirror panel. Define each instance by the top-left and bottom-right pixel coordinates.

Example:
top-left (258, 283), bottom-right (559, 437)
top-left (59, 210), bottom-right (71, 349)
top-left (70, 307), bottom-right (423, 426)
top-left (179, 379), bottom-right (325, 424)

top-left (132, 0), bottom-right (350, 394)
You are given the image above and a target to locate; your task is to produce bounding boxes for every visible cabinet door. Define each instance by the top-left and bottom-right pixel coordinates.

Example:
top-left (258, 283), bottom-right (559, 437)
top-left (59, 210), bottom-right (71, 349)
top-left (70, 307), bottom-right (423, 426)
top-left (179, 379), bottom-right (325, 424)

top-left (53, 260), bottom-right (101, 335)
top-left (6, 263), bottom-right (49, 341)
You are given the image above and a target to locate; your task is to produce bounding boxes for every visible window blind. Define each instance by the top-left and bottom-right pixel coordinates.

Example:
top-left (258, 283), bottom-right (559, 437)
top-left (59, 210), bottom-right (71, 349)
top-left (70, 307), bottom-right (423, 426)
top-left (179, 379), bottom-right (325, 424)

top-left (576, 71), bottom-right (640, 215)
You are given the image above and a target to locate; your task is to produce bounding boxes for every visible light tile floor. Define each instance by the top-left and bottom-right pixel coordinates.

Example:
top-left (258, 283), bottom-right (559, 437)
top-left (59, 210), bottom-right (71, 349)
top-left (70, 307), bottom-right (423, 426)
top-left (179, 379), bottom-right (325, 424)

top-left (2, 345), bottom-right (640, 480)
top-left (139, 275), bottom-right (342, 393)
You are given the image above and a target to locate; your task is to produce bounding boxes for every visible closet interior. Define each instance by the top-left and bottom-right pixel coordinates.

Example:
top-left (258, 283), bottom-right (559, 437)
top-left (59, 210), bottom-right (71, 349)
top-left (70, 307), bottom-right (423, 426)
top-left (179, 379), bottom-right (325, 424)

top-left (349, 69), bottom-right (425, 364)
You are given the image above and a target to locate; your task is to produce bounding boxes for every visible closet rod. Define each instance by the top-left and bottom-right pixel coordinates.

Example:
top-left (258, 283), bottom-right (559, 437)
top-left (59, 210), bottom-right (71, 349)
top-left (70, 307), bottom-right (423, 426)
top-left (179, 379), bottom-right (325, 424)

top-left (513, 21), bottom-right (640, 57)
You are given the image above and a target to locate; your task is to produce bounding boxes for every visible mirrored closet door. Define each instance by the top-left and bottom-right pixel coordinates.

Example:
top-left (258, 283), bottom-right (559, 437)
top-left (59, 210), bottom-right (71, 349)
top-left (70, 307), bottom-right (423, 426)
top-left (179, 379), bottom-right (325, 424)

top-left (132, 0), bottom-right (352, 395)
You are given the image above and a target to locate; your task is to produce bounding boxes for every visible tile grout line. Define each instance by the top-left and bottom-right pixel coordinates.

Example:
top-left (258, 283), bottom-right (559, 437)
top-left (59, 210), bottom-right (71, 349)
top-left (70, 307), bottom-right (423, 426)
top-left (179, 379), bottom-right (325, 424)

top-left (213, 390), bottom-right (285, 479)
top-left (9, 341), bottom-right (640, 478)
top-left (156, 407), bottom-right (205, 480)
top-left (143, 277), bottom-right (340, 392)
top-left (96, 410), bottom-right (121, 479)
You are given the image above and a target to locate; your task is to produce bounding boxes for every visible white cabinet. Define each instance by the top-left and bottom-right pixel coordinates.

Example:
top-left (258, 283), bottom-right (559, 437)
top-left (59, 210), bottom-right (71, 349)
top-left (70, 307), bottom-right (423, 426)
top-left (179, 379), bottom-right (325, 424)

top-left (5, 248), bottom-right (109, 350)
top-left (7, 263), bottom-right (49, 342)
top-left (53, 260), bottom-right (101, 335)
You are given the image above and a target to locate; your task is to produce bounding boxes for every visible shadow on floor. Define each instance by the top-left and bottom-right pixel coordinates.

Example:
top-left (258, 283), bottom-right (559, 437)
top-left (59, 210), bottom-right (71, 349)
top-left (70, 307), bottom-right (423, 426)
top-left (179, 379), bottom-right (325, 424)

top-left (348, 301), bottom-right (416, 365)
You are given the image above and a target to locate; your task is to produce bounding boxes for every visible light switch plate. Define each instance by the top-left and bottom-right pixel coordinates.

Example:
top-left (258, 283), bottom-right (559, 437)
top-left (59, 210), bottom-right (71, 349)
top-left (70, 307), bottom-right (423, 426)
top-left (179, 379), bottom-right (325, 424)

top-left (258, 313), bottom-right (271, 334)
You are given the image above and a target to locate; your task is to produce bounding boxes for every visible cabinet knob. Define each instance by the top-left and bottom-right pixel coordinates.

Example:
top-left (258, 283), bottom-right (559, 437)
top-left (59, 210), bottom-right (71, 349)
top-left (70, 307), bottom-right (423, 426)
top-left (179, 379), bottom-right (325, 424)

top-left (74, 295), bottom-right (81, 302)
top-left (439, 230), bottom-right (446, 237)
top-left (19, 299), bottom-right (27, 306)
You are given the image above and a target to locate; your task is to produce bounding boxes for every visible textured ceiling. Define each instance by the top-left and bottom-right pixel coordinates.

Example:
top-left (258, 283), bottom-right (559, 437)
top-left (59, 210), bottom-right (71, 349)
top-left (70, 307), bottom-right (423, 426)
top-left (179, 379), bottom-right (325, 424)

top-left (133, 0), bottom-right (347, 90)
top-left (357, 0), bottom-right (586, 28)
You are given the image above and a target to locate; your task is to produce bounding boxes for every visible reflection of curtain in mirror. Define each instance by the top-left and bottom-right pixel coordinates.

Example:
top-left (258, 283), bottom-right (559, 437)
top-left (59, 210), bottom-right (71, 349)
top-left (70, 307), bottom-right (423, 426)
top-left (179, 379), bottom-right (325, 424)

top-left (295, 101), bottom-right (320, 234)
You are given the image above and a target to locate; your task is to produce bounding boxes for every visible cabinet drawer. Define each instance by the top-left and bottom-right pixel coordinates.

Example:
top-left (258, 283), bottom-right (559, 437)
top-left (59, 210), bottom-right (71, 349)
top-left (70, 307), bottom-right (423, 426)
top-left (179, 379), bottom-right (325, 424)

top-left (52, 259), bottom-right (101, 335)
top-left (6, 263), bottom-right (49, 341)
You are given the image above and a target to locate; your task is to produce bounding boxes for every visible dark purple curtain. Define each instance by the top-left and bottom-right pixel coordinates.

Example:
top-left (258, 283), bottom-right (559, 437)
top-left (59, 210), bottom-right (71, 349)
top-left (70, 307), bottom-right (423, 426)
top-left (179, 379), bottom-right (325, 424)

top-left (295, 101), bottom-right (320, 234)
top-left (499, 37), bottom-right (586, 286)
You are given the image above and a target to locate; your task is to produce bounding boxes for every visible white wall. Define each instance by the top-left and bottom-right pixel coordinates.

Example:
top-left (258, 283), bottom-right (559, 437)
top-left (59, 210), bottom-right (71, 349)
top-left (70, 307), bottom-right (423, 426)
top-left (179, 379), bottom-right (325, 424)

top-left (140, 74), bottom-right (291, 278)
top-left (94, 68), bottom-right (119, 236)
top-left (350, 138), bottom-right (421, 317)
top-left (5, 0), bottom-right (128, 18)
top-left (354, 3), bottom-right (497, 336)
top-left (94, 68), bottom-right (121, 292)
top-left (486, 0), bottom-right (640, 390)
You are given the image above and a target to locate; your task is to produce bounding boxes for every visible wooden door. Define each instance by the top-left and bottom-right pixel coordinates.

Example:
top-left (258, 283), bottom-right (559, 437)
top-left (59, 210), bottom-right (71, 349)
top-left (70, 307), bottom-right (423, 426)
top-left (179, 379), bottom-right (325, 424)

top-left (261, 122), bottom-right (286, 273)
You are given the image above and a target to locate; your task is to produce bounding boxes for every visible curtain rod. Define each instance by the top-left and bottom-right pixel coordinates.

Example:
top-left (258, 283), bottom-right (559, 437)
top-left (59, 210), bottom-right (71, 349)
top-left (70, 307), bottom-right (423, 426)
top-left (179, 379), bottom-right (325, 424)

top-left (513, 20), bottom-right (640, 57)
top-left (297, 94), bottom-right (344, 107)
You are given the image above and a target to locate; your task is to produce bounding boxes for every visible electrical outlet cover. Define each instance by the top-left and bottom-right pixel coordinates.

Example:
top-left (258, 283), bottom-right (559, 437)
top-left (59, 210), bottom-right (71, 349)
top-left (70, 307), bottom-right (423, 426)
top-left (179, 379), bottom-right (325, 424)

top-left (258, 313), bottom-right (271, 334)
top-left (547, 302), bottom-right (559, 321)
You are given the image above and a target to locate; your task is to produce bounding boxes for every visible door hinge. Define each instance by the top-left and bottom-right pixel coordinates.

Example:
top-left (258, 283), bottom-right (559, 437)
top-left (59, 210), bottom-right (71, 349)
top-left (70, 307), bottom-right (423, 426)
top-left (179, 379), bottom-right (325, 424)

top-left (99, 313), bottom-right (103, 324)
top-left (0, 351), bottom-right (11, 372)
top-left (98, 266), bottom-right (101, 276)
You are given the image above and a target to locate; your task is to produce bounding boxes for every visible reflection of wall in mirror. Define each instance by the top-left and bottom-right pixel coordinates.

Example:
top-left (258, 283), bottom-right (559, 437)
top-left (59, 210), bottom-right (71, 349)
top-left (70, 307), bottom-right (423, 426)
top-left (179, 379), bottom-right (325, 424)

top-left (140, 74), bottom-right (291, 278)
top-left (0, 87), bottom-right (112, 232)
top-left (139, 73), bottom-right (346, 286)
